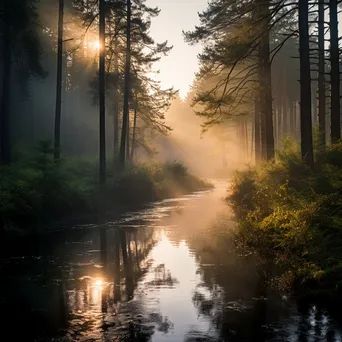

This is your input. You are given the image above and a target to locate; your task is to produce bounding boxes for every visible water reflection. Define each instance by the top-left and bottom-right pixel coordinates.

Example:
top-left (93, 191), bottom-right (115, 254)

top-left (1, 182), bottom-right (342, 341)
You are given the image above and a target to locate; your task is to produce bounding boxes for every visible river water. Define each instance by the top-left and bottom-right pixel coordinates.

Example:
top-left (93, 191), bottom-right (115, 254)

top-left (1, 180), bottom-right (342, 341)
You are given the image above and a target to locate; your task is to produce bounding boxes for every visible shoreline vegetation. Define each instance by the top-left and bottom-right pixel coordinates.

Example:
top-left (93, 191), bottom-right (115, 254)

top-left (228, 139), bottom-right (342, 304)
top-left (0, 141), bottom-right (213, 237)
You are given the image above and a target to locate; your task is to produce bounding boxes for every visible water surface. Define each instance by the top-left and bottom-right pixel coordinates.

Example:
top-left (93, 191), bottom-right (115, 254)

top-left (1, 180), bottom-right (342, 341)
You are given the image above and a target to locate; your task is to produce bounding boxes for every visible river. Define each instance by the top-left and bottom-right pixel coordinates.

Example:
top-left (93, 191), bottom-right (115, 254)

top-left (1, 180), bottom-right (342, 341)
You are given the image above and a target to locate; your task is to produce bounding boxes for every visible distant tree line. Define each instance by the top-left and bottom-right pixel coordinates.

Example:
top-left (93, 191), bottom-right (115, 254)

top-left (185, 0), bottom-right (341, 168)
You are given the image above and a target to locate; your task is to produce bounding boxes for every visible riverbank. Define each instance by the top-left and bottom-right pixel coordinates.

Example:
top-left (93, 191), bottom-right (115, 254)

top-left (0, 147), bottom-right (212, 236)
top-left (228, 140), bottom-right (342, 303)
top-left (2, 179), bottom-right (341, 342)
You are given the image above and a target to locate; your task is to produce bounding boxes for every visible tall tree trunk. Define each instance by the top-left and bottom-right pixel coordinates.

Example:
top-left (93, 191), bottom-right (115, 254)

top-left (278, 102), bottom-right (282, 144)
top-left (259, 0), bottom-right (274, 160)
top-left (54, 0), bottom-right (64, 162)
top-left (0, 10), bottom-right (12, 165)
top-left (289, 101), bottom-right (295, 138)
top-left (244, 118), bottom-right (249, 161)
top-left (312, 82), bottom-right (318, 127)
top-left (99, 0), bottom-right (106, 183)
top-left (254, 93), bottom-right (261, 164)
top-left (274, 102), bottom-right (278, 148)
top-left (318, 0), bottom-right (326, 148)
top-left (329, 0), bottom-right (340, 143)
top-left (282, 72), bottom-right (287, 137)
top-left (237, 120), bottom-right (245, 163)
top-left (298, 0), bottom-right (314, 167)
top-left (295, 102), bottom-right (300, 140)
top-left (131, 96), bottom-right (138, 160)
top-left (119, 0), bottom-right (132, 164)
top-left (126, 111), bottom-right (130, 161)
top-left (240, 120), bottom-right (246, 161)
top-left (251, 118), bottom-right (255, 162)
top-left (113, 36), bottom-right (119, 155)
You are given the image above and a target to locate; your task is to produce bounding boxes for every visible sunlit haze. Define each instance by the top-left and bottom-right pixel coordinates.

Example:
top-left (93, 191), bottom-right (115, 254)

top-left (89, 39), bottom-right (101, 52)
top-left (147, 0), bottom-right (207, 99)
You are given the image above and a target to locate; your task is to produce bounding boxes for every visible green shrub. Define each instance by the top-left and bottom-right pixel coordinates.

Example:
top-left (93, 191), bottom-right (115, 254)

top-left (228, 140), bottom-right (342, 298)
top-left (0, 144), bottom-right (212, 233)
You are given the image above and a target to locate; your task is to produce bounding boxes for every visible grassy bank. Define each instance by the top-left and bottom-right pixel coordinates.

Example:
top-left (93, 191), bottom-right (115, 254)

top-left (0, 143), bottom-right (212, 235)
top-left (228, 140), bottom-right (342, 302)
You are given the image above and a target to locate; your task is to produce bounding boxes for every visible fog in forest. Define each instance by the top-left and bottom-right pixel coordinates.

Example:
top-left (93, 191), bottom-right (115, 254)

top-left (3, 0), bottom-right (342, 341)
top-left (7, 1), bottom-right (304, 177)
top-left (5, 2), bottom-right (238, 177)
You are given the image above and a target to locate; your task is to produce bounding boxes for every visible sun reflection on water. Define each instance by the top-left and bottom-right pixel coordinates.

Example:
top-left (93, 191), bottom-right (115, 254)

top-left (92, 278), bottom-right (104, 289)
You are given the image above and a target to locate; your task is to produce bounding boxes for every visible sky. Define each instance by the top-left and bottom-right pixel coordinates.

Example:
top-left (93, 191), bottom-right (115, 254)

top-left (146, 0), bottom-right (208, 99)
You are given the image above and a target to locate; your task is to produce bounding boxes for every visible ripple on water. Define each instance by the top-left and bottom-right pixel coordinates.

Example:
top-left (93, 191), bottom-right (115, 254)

top-left (2, 184), bottom-right (342, 342)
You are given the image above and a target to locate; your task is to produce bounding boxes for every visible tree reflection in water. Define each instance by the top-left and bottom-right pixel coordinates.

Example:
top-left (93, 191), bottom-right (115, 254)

top-left (166, 214), bottom-right (342, 342)
top-left (62, 225), bottom-right (164, 341)
top-left (3, 185), bottom-right (342, 341)
top-left (0, 222), bottom-right (173, 341)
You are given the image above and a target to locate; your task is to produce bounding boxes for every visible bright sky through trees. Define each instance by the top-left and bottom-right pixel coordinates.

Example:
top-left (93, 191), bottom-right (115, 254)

top-left (146, 0), bottom-right (207, 99)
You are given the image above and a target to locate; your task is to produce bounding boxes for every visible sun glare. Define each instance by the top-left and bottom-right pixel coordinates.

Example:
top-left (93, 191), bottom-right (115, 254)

top-left (89, 40), bottom-right (101, 51)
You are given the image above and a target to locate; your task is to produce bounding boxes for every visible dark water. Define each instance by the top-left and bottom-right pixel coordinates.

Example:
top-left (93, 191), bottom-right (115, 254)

top-left (1, 180), bottom-right (342, 341)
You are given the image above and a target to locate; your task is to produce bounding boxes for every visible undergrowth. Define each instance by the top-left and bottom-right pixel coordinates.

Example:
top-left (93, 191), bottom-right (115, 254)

top-left (228, 139), bottom-right (342, 301)
top-left (0, 141), bottom-right (212, 234)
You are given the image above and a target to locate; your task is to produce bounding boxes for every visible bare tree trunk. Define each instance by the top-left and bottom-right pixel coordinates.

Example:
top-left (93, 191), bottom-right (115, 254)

top-left (113, 36), bottom-right (119, 155)
top-left (278, 102), bottom-right (282, 144)
top-left (259, 0), bottom-right (274, 160)
top-left (251, 118), bottom-right (255, 162)
top-left (244, 118), bottom-right (249, 161)
top-left (126, 112), bottom-right (130, 161)
top-left (54, 0), bottom-right (64, 162)
top-left (318, 0), bottom-right (326, 148)
top-left (295, 102), bottom-right (300, 140)
top-left (254, 93), bottom-right (261, 164)
top-left (312, 82), bottom-right (318, 128)
top-left (289, 101), bottom-right (295, 138)
top-left (329, 0), bottom-right (340, 143)
top-left (0, 6), bottom-right (12, 165)
top-left (274, 103), bottom-right (278, 148)
top-left (131, 96), bottom-right (138, 161)
top-left (298, 0), bottom-right (314, 167)
top-left (99, 0), bottom-right (106, 182)
top-left (237, 120), bottom-right (245, 163)
top-left (282, 78), bottom-right (288, 138)
top-left (240, 120), bottom-right (246, 161)
top-left (119, 0), bottom-right (132, 164)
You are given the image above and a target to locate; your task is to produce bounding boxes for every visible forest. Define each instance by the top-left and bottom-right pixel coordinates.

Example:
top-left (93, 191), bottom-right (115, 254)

top-left (2, 0), bottom-right (342, 339)
top-left (183, 0), bottom-right (342, 302)
top-left (0, 0), bottom-right (215, 232)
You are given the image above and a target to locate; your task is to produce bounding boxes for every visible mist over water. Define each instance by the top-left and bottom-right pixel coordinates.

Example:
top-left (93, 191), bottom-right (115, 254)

top-left (3, 1), bottom-right (342, 341)
top-left (1, 181), bottom-right (342, 341)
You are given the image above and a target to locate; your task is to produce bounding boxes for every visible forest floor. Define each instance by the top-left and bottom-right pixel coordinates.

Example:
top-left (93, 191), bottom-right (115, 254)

top-left (0, 144), bottom-right (212, 236)
top-left (228, 139), bottom-right (342, 304)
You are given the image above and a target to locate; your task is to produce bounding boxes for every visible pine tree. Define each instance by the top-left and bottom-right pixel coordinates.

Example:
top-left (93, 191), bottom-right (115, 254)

top-left (184, 0), bottom-right (297, 162)
top-left (329, 0), bottom-right (340, 143)
top-left (318, 0), bottom-right (326, 148)
top-left (119, 0), bottom-right (132, 164)
top-left (298, 0), bottom-right (314, 167)
top-left (99, 0), bottom-right (106, 182)
top-left (54, 0), bottom-right (64, 161)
